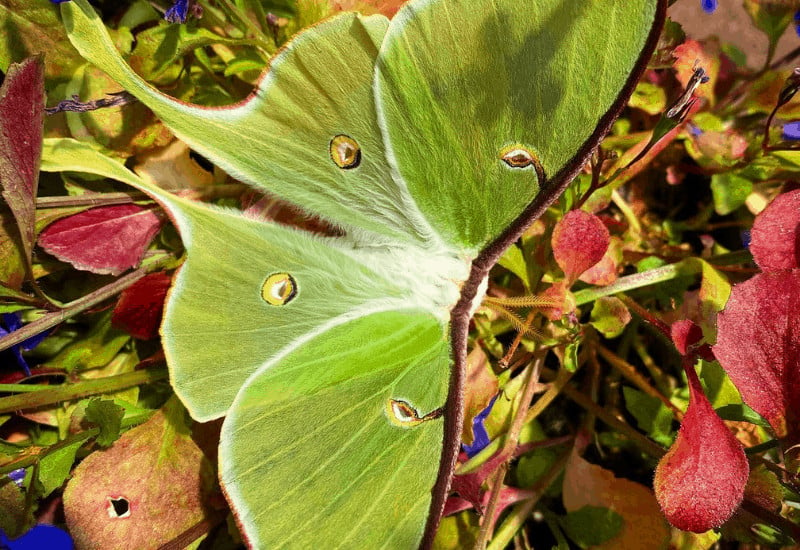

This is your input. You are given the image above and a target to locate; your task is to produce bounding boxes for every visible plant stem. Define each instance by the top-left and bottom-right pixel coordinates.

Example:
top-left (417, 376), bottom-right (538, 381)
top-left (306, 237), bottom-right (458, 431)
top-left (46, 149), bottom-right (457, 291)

top-left (485, 449), bottom-right (570, 550)
top-left (473, 353), bottom-right (545, 550)
top-left (0, 268), bottom-right (149, 353)
top-left (35, 192), bottom-right (145, 208)
top-left (0, 365), bottom-right (167, 414)
top-left (560, 381), bottom-right (665, 459)
top-left (596, 344), bottom-right (683, 419)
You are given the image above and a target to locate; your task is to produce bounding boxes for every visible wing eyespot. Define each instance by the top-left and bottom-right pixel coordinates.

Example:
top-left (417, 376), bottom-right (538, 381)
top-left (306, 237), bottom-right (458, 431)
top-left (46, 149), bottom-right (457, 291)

top-left (329, 134), bottom-right (361, 169)
top-left (386, 399), bottom-right (442, 428)
top-left (261, 272), bottom-right (297, 306)
top-left (499, 143), bottom-right (545, 183)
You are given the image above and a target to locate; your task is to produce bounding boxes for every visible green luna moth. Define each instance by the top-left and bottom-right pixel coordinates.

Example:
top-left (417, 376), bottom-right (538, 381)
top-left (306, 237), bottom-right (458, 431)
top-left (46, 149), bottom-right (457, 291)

top-left (47, 0), bottom-right (665, 547)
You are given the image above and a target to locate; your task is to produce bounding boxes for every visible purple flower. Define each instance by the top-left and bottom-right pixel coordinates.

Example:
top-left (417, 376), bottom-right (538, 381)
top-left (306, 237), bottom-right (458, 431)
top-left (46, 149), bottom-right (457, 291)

top-left (0, 525), bottom-right (73, 550)
top-left (701, 0), bottom-right (717, 14)
top-left (0, 313), bottom-right (48, 377)
top-left (782, 121), bottom-right (800, 140)
top-left (741, 230), bottom-right (751, 250)
top-left (165, 0), bottom-right (189, 23)
top-left (8, 468), bottom-right (26, 488)
top-left (461, 394), bottom-right (498, 458)
top-left (48, 0), bottom-right (71, 3)
top-left (795, 10), bottom-right (800, 37)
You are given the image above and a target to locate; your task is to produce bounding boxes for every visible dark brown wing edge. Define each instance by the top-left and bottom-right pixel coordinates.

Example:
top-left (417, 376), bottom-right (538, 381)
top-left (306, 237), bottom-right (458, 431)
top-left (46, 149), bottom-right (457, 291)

top-left (419, 2), bottom-right (668, 548)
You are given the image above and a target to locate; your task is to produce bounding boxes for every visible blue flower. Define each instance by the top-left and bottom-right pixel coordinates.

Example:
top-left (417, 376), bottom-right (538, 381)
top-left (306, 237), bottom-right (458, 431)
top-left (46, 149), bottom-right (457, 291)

top-left (701, 0), bottom-right (717, 14)
top-left (7, 468), bottom-right (25, 488)
top-left (782, 121), bottom-right (800, 140)
top-left (0, 313), bottom-right (48, 377)
top-left (795, 10), bottom-right (800, 37)
top-left (741, 230), bottom-right (751, 250)
top-left (461, 394), bottom-right (498, 458)
top-left (165, 0), bottom-right (189, 23)
top-left (48, 0), bottom-right (71, 3)
top-left (0, 525), bottom-right (73, 550)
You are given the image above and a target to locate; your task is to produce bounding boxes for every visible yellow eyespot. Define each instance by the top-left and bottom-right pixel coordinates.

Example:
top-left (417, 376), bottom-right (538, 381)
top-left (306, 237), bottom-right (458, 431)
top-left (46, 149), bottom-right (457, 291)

top-left (386, 399), bottom-right (442, 428)
top-left (499, 144), bottom-right (545, 183)
top-left (330, 134), bottom-right (361, 169)
top-left (261, 272), bottom-right (297, 306)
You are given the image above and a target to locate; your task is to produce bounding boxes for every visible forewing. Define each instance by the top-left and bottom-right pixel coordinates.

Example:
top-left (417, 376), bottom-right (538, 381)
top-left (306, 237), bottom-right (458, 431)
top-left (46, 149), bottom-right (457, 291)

top-left (220, 311), bottom-right (450, 549)
top-left (376, 0), bottom-right (662, 250)
top-left (61, 0), bottom-right (439, 246)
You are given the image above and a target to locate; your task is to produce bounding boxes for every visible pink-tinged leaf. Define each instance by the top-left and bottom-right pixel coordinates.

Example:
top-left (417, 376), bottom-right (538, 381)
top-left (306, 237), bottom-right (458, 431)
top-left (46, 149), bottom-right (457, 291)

top-left (750, 189), bottom-right (800, 270)
top-left (654, 365), bottom-right (748, 532)
top-left (673, 39), bottom-right (720, 105)
top-left (38, 205), bottom-right (163, 275)
top-left (111, 272), bottom-right (172, 340)
top-left (579, 236), bottom-right (622, 286)
top-left (64, 398), bottom-right (217, 549)
top-left (330, 0), bottom-right (404, 17)
top-left (713, 271), bottom-right (800, 443)
top-left (552, 210), bottom-right (610, 283)
top-left (443, 485), bottom-right (530, 527)
top-left (0, 56), bottom-right (45, 274)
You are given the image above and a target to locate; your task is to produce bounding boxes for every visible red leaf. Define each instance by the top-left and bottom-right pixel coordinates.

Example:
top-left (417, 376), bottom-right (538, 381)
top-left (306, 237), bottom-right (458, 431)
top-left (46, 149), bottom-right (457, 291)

top-left (38, 205), bottom-right (163, 275)
top-left (0, 56), bottom-right (45, 273)
top-left (579, 236), bottom-right (621, 286)
top-left (653, 364), bottom-right (748, 532)
top-left (671, 319), bottom-right (704, 356)
top-left (750, 189), bottom-right (800, 270)
top-left (112, 272), bottom-right (172, 340)
top-left (552, 210), bottom-right (610, 283)
top-left (713, 270), bottom-right (800, 443)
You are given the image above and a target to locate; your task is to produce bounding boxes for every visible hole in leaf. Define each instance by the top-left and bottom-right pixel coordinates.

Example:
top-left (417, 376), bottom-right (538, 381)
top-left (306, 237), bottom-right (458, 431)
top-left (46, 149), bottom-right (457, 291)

top-left (106, 496), bottom-right (131, 518)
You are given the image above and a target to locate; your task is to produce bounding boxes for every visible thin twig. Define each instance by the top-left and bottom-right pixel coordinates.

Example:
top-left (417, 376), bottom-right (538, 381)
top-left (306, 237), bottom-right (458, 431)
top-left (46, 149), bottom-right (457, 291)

top-left (0, 268), bottom-right (149, 353)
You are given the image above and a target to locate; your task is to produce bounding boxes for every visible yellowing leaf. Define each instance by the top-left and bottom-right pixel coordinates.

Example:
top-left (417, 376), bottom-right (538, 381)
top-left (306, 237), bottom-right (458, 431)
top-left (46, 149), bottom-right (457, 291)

top-left (563, 449), bottom-right (670, 550)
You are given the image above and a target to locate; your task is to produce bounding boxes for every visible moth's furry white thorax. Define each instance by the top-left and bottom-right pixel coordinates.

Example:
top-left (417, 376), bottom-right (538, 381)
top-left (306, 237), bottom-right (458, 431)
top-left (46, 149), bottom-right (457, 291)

top-left (341, 240), bottom-right (474, 321)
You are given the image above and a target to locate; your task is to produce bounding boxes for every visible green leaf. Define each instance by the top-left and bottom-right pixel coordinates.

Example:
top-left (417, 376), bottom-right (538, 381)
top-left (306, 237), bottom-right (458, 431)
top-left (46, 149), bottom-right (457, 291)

top-left (431, 511), bottom-right (479, 550)
top-left (85, 398), bottom-right (125, 448)
top-left (698, 359), bottom-right (742, 410)
top-left (0, 479), bottom-right (33, 537)
top-left (559, 505), bottom-right (624, 548)
top-left (589, 296), bottom-right (631, 338)
top-left (715, 404), bottom-right (771, 428)
top-left (33, 432), bottom-right (92, 498)
top-left (44, 311), bottom-right (130, 373)
top-left (0, 0), bottom-right (82, 82)
top-left (710, 172), bottom-right (753, 216)
top-left (497, 243), bottom-right (530, 288)
top-left (130, 24), bottom-right (268, 81)
top-left (743, 0), bottom-right (794, 62)
top-left (622, 386), bottom-right (674, 447)
top-left (628, 81), bottom-right (667, 115)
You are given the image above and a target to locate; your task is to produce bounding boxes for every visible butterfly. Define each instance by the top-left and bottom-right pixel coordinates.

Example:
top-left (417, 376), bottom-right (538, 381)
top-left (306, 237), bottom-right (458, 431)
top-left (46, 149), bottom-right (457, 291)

top-left (52, 0), bottom-right (665, 547)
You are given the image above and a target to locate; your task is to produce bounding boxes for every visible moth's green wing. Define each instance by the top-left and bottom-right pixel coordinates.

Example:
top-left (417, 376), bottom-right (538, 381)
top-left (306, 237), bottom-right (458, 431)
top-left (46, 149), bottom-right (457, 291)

top-left (61, 0), bottom-right (440, 247)
top-left (41, 139), bottom-right (417, 421)
top-left (376, 0), bottom-right (661, 249)
top-left (221, 311), bottom-right (450, 549)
